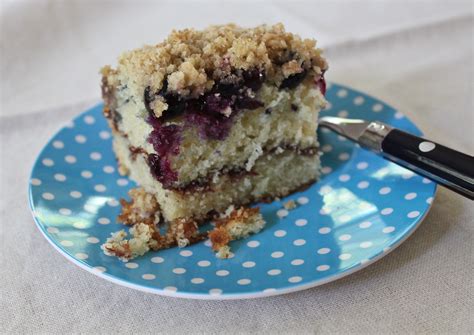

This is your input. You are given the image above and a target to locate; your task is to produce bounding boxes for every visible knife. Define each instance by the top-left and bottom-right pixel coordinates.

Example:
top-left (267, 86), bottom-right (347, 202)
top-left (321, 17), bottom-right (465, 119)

top-left (319, 116), bottom-right (474, 200)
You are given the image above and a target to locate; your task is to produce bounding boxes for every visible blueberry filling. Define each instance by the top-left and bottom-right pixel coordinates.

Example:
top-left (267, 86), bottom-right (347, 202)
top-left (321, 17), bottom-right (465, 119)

top-left (144, 70), bottom-right (265, 186)
top-left (143, 86), bottom-right (155, 114)
top-left (280, 69), bottom-right (308, 89)
top-left (143, 68), bottom-right (325, 188)
top-left (315, 74), bottom-right (326, 96)
top-left (147, 153), bottom-right (178, 188)
top-left (145, 70), bottom-right (264, 140)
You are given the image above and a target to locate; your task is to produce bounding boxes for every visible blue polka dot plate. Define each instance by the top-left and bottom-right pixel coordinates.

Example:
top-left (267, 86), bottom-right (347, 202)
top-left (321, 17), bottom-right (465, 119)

top-left (28, 83), bottom-right (436, 299)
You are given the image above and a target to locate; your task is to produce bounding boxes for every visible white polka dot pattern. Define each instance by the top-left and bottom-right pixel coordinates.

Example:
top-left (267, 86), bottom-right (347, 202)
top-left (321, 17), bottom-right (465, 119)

top-left (52, 141), bottom-right (64, 149)
top-left (81, 170), bottom-right (93, 178)
top-left (356, 162), bottom-right (368, 170)
top-left (75, 135), bottom-right (87, 143)
top-left (359, 221), bottom-right (372, 229)
top-left (103, 166), bottom-right (115, 173)
top-left (276, 209), bottom-right (288, 218)
top-left (86, 237), bottom-right (100, 244)
top-left (99, 131), bottom-right (111, 139)
top-left (318, 227), bottom-right (331, 234)
top-left (42, 158), bottom-right (54, 167)
top-left (70, 191), bottom-right (82, 198)
top-left (379, 187), bottom-right (391, 195)
top-left (267, 269), bottom-right (281, 276)
top-left (31, 178), bottom-right (42, 186)
top-left (372, 103), bottom-right (383, 112)
top-left (242, 261), bottom-right (255, 268)
top-left (274, 230), bottom-right (287, 237)
top-left (247, 240), bottom-right (260, 248)
top-left (179, 250), bottom-right (193, 257)
top-left (198, 260), bottom-right (211, 267)
top-left (339, 234), bottom-right (351, 241)
top-left (64, 155), bottom-right (76, 164)
top-left (191, 278), bottom-right (204, 284)
top-left (339, 174), bottom-right (350, 182)
top-left (321, 166), bottom-right (332, 174)
top-left (404, 192), bottom-right (417, 200)
top-left (90, 152), bottom-right (102, 160)
top-left (317, 248), bottom-right (330, 255)
top-left (125, 262), bottom-right (138, 269)
top-left (339, 253), bottom-right (352, 260)
top-left (151, 257), bottom-right (164, 264)
top-left (28, 84), bottom-right (436, 298)
top-left (288, 276), bottom-right (302, 283)
top-left (216, 270), bottom-right (229, 277)
top-left (295, 219), bottom-right (307, 227)
top-left (209, 288), bottom-right (222, 295)
top-left (271, 251), bottom-right (284, 258)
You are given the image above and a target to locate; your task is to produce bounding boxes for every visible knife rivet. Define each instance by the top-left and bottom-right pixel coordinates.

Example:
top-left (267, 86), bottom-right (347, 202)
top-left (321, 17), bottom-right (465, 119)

top-left (419, 141), bottom-right (435, 152)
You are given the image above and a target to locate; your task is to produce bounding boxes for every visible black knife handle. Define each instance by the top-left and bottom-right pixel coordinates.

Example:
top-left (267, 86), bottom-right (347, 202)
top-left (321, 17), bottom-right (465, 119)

top-left (381, 129), bottom-right (474, 199)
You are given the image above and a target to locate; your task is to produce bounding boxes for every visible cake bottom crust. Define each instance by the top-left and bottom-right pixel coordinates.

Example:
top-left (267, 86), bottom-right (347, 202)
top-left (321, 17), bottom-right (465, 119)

top-left (113, 134), bottom-right (320, 222)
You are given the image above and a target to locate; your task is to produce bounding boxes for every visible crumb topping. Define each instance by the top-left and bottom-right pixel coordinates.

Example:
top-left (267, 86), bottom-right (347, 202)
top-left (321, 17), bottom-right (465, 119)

top-left (101, 23), bottom-right (327, 118)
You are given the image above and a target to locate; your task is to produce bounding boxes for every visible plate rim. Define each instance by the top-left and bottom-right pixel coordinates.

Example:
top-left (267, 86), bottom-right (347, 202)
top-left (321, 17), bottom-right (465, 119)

top-left (28, 82), bottom-right (438, 300)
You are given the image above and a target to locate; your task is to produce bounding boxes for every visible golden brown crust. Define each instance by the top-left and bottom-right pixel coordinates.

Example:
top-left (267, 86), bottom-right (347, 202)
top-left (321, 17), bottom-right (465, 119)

top-left (101, 23), bottom-right (327, 118)
top-left (147, 218), bottom-right (206, 250)
top-left (117, 188), bottom-right (161, 225)
top-left (214, 206), bottom-right (261, 228)
top-left (283, 200), bottom-right (297, 210)
top-left (208, 206), bottom-right (265, 258)
top-left (208, 227), bottom-right (231, 252)
top-left (103, 240), bottom-right (132, 259)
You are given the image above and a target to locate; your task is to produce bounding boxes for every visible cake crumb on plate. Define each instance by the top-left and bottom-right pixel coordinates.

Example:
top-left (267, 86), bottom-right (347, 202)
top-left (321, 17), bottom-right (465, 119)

top-left (209, 206), bottom-right (266, 259)
top-left (283, 200), bottom-right (297, 210)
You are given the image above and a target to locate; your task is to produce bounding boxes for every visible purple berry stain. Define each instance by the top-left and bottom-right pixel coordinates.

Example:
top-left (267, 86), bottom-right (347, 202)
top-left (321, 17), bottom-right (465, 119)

top-left (315, 74), bottom-right (326, 96)
top-left (147, 115), bottom-right (182, 187)
top-left (145, 69), bottom-right (266, 187)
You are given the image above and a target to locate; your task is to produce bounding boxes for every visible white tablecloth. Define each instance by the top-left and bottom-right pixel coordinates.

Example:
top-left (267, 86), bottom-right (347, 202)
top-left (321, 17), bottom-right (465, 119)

top-left (1, 1), bottom-right (473, 333)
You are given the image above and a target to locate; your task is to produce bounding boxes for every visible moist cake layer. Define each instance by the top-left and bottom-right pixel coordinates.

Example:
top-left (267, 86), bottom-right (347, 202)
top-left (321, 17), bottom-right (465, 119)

top-left (104, 75), bottom-right (325, 188)
top-left (113, 132), bottom-right (319, 222)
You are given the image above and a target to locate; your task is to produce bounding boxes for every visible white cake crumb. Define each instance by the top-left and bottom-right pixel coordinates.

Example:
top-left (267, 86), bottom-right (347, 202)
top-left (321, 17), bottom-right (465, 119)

top-left (101, 223), bottom-right (154, 261)
top-left (283, 200), bottom-right (297, 210)
top-left (209, 206), bottom-right (266, 259)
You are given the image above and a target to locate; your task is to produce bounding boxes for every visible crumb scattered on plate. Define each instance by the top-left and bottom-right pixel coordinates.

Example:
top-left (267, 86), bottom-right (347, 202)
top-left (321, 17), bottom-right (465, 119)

top-left (283, 199), bottom-right (297, 210)
top-left (208, 206), bottom-right (266, 259)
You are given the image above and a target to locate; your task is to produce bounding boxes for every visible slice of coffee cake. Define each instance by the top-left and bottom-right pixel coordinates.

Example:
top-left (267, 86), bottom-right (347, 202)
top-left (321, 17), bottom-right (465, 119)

top-left (101, 23), bottom-right (327, 224)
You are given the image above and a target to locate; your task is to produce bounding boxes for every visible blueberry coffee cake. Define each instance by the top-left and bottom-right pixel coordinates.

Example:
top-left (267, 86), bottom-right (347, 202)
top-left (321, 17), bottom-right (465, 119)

top-left (100, 23), bottom-right (327, 259)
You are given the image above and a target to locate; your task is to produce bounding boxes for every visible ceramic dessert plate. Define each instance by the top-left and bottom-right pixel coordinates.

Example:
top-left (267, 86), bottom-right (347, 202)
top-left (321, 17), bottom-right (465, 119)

top-left (28, 83), bottom-right (436, 299)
